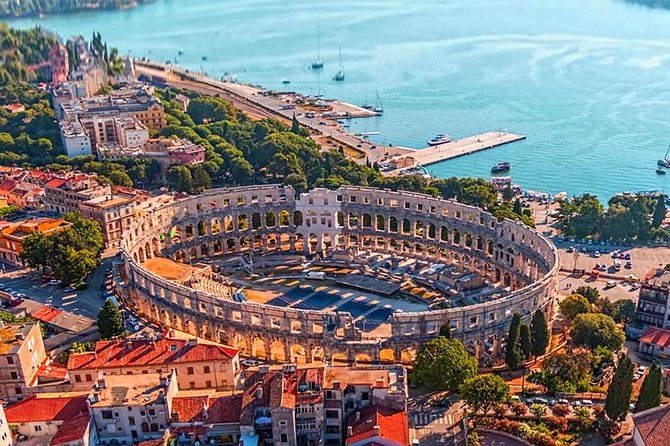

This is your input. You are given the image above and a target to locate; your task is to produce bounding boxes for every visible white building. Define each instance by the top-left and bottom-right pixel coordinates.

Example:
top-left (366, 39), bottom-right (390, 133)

top-left (59, 120), bottom-right (92, 157)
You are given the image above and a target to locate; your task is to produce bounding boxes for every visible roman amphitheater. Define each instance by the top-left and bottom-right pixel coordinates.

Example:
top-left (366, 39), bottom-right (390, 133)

top-left (119, 185), bottom-right (559, 366)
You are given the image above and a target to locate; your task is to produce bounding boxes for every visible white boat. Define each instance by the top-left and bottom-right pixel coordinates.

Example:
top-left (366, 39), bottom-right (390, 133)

top-left (311, 27), bottom-right (324, 69)
top-left (333, 46), bottom-right (345, 82)
top-left (427, 134), bottom-right (450, 146)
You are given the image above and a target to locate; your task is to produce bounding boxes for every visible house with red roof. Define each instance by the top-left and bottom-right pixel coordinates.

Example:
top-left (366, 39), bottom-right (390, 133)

top-left (639, 326), bottom-right (670, 359)
top-left (67, 337), bottom-right (241, 392)
top-left (345, 404), bottom-right (409, 446)
top-left (0, 404), bottom-right (11, 446)
top-left (170, 391), bottom-right (242, 444)
top-left (3, 393), bottom-right (89, 442)
top-left (615, 403), bottom-right (670, 446)
top-left (49, 412), bottom-right (97, 446)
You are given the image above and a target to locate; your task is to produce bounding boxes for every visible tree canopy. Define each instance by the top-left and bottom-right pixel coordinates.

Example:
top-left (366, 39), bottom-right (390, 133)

top-left (559, 294), bottom-right (592, 321)
top-left (531, 310), bottom-right (550, 358)
top-left (635, 363), bottom-right (663, 412)
top-left (605, 355), bottom-right (634, 421)
top-left (97, 299), bottom-right (124, 339)
top-left (505, 313), bottom-right (522, 370)
top-left (412, 337), bottom-right (478, 391)
top-left (460, 374), bottom-right (510, 416)
top-left (569, 313), bottom-right (625, 351)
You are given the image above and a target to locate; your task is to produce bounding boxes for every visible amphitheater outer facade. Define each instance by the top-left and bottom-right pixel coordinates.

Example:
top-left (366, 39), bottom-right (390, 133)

top-left (120, 185), bottom-right (559, 365)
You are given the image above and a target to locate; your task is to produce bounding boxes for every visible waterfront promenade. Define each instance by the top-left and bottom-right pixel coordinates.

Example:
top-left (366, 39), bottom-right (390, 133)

top-left (389, 132), bottom-right (526, 175)
top-left (134, 60), bottom-right (410, 163)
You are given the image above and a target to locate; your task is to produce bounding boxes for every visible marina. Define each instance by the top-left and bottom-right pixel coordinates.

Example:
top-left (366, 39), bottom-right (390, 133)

top-left (388, 132), bottom-right (526, 175)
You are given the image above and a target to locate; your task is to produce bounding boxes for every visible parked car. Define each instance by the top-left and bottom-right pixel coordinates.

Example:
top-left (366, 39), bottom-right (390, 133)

top-left (605, 280), bottom-right (616, 289)
top-left (242, 359), bottom-right (259, 368)
top-left (581, 400), bottom-right (594, 407)
top-left (47, 279), bottom-right (61, 286)
top-left (63, 286), bottom-right (75, 293)
top-left (625, 253), bottom-right (632, 260)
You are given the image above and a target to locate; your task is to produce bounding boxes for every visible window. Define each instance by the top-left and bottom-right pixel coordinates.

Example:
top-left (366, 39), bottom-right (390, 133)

top-left (279, 421), bottom-right (287, 426)
top-left (326, 410), bottom-right (339, 419)
top-left (6, 357), bottom-right (13, 365)
top-left (187, 367), bottom-right (194, 375)
top-left (10, 372), bottom-right (17, 380)
top-left (85, 374), bottom-right (93, 382)
top-left (148, 409), bottom-right (156, 416)
top-left (361, 392), bottom-right (369, 400)
top-left (14, 387), bottom-right (21, 395)
top-left (204, 365), bottom-right (211, 373)
top-left (128, 416), bottom-right (136, 426)
top-left (326, 426), bottom-right (340, 434)
top-left (102, 410), bottom-right (114, 420)
top-left (281, 434), bottom-right (288, 443)
top-left (206, 380), bottom-right (212, 388)
top-left (34, 425), bottom-right (42, 432)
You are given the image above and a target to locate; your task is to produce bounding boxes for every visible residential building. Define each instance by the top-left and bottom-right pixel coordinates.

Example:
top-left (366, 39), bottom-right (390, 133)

top-left (173, 94), bottom-right (190, 112)
top-left (114, 117), bottom-right (150, 148)
top-left (635, 270), bottom-right (670, 329)
top-left (97, 137), bottom-right (206, 182)
top-left (2, 103), bottom-right (25, 114)
top-left (78, 194), bottom-right (136, 250)
top-left (89, 371), bottom-right (178, 445)
top-left (322, 366), bottom-right (407, 446)
top-left (0, 324), bottom-right (48, 402)
top-left (49, 43), bottom-right (69, 84)
top-left (44, 173), bottom-right (111, 215)
top-left (638, 326), bottom-right (670, 359)
top-left (0, 218), bottom-right (72, 266)
top-left (616, 403), bottom-right (670, 446)
top-left (3, 393), bottom-right (91, 444)
top-left (0, 404), bottom-right (11, 446)
top-left (67, 337), bottom-right (241, 391)
top-left (345, 404), bottom-right (409, 446)
top-left (0, 179), bottom-right (43, 207)
top-left (59, 119), bottom-right (93, 157)
top-left (170, 390), bottom-right (242, 445)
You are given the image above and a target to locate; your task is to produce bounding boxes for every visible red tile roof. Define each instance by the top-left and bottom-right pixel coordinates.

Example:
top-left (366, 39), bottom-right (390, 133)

top-left (4, 395), bottom-right (88, 423)
top-left (32, 306), bottom-right (63, 323)
top-left (346, 404), bottom-right (409, 446)
top-left (172, 395), bottom-right (209, 423)
top-left (67, 338), bottom-right (238, 370)
top-left (44, 178), bottom-right (66, 189)
top-left (208, 394), bottom-right (242, 424)
top-left (36, 362), bottom-right (69, 383)
top-left (50, 413), bottom-right (90, 445)
top-left (640, 326), bottom-right (670, 349)
top-left (633, 404), bottom-right (670, 446)
top-left (0, 180), bottom-right (17, 192)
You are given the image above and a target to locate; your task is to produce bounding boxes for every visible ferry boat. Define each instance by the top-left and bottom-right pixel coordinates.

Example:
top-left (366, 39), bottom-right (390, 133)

top-left (656, 168), bottom-right (667, 175)
top-left (491, 162), bottom-right (511, 173)
top-left (427, 134), bottom-right (450, 146)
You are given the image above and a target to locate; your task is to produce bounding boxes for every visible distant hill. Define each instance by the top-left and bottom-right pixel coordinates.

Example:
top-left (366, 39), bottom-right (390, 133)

top-left (0, 0), bottom-right (154, 19)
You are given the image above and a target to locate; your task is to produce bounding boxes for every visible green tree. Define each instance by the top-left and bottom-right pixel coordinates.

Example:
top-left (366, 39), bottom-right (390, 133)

top-left (20, 231), bottom-right (51, 273)
top-left (97, 299), bottom-right (124, 339)
top-left (530, 403), bottom-right (548, 420)
top-left (460, 374), bottom-right (510, 416)
top-left (107, 170), bottom-right (133, 187)
top-left (559, 294), bottom-right (591, 321)
top-left (605, 355), bottom-right (634, 422)
top-left (613, 299), bottom-right (636, 327)
top-left (570, 313), bottom-right (625, 350)
top-left (502, 186), bottom-right (513, 202)
top-left (513, 198), bottom-right (522, 215)
top-left (575, 286), bottom-right (600, 304)
top-left (531, 310), bottom-right (550, 358)
top-left (186, 96), bottom-right (238, 124)
top-left (412, 337), bottom-right (478, 391)
top-left (505, 313), bottom-right (522, 370)
top-left (635, 363), bottom-right (663, 412)
top-left (291, 113), bottom-right (300, 134)
top-left (519, 323), bottom-right (531, 360)
top-left (652, 196), bottom-right (666, 228)
top-left (167, 165), bottom-right (194, 193)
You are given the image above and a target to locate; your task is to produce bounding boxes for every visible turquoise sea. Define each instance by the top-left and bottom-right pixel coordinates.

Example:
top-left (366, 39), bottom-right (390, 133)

top-left (9, 0), bottom-right (670, 199)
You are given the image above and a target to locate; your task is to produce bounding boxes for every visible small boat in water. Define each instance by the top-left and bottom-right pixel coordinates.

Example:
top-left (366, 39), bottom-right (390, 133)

top-left (491, 162), bottom-right (511, 173)
top-left (201, 55), bottom-right (208, 61)
top-left (311, 26), bottom-right (324, 69)
top-left (427, 134), bottom-right (450, 146)
top-left (282, 78), bottom-right (291, 84)
top-left (657, 168), bottom-right (667, 175)
top-left (659, 146), bottom-right (670, 168)
top-left (333, 45), bottom-right (345, 82)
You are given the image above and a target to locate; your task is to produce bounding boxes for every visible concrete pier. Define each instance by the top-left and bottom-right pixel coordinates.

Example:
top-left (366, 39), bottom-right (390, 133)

top-left (389, 131), bottom-right (525, 175)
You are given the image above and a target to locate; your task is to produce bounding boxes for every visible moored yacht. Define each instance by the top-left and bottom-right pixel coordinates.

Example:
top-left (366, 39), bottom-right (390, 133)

top-left (427, 134), bottom-right (450, 146)
top-left (491, 162), bottom-right (511, 173)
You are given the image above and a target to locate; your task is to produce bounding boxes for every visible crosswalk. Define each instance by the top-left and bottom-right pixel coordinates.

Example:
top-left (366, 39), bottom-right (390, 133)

top-left (411, 411), bottom-right (454, 427)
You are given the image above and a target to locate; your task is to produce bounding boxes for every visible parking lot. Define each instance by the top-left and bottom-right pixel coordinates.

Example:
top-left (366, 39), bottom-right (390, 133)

top-left (0, 258), bottom-right (115, 319)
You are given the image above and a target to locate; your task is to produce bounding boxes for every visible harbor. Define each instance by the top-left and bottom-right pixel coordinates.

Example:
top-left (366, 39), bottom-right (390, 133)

top-left (387, 131), bottom-right (526, 175)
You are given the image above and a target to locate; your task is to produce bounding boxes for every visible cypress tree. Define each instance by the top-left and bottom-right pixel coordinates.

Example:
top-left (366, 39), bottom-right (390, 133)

top-left (530, 309), bottom-right (550, 358)
top-left (513, 198), bottom-right (523, 216)
top-left (519, 323), bottom-right (531, 360)
top-left (505, 313), bottom-right (521, 370)
top-left (291, 113), bottom-right (300, 134)
top-left (635, 363), bottom-right (663, 412)
top-left (439, 321), bottom-right (452, 339)
top-left (652, 195), bottom-right (666, 228)
top-left (97, 299), bottom-right (124, 339)
top-left (605, 355), bottom-right (634, 421)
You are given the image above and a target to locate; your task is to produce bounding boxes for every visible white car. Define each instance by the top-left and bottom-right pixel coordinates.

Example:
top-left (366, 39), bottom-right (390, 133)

top-left (605, 280), bottom-right (616, 289)
top-left (242, 359), bottom-right (259, 368)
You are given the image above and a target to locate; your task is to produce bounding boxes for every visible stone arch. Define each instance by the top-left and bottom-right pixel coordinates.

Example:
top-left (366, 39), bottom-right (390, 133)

top-left (213, 239), bottom-right (222, 255)
top-left (185, 223), bottom-right (194, 239)
top-left (465, 232), bottom-right (473, 248)
top-left (453, 228), bottom-right (461, 244)
top-left (476, 235), bottom-right (483, 251)
top-left (200, 243), bottom-right (209, 257)
top-left (293, 210), bottom-right (303, 226)
top-left (376, 215), bottom-right (385, 231)
top-left (379, 348), bottom-right (395, 363)
top-left (238, 214), bottom-right (249, 231)
top-left (401, 347), bottom-right (417, 364)
top-left (311, 345), bottom-right (324, 362)
top-left (331, 352), bottom-right (349, 364)
top-left (290, 344), bottom-right (307, 364)
top-left (188, 246), bottom-right (198, 261)
top-left (401, 218), bottom-right (411, 235)
top-left (226, 238), bottom-right (236, 253)
top-left (270, 339), bottom-right (287, 362)
top-left (440, 226), bottom-right (449, 242)
top-left (252, 337), bottom-right (267, 359)
top-left (252, 212), bottom-right (262, 230)
top-left (389, 216), bottom-right (398, 233)
top-left (415, 220), bottom-right (424, 237)
top-left (355, 353), bottom-right (373, 365)
top-left (279, 233), bottom-right (291, 250)
top-left (265, 211), bottom-right (276, 228)
top-left (362, 213), bottom-right (372, 228)
top-left (427, 223), bottom-right (436, 239)
top-left (308, 233), bottom-right (318, 254)
top-left (279, 210), bottom-right (290, 227)
top-left (232, 333), bottom-right (247, 354)
top-left (211, 218), bottom-right (221, 235)
top-left (170, 225), bottom-right (182, 243)
top-left (224, 215), bottom-right (234, 232)
top-left (348, 212), bottom-right (359, 229)
top-left (197, 220), bottom-right (207, 237)
top-left (252, 235), bottom-right (263, 251)
top-left (239, 236), bottom-right (250, 251)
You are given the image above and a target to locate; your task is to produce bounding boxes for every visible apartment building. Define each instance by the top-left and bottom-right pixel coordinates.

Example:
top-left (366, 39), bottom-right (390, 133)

top-left (0, 324), bottom-right (47, 402)
top-left (78, 194), bottom-right (136, 250)
top-left (635, 270), bottom-right (670, 329)
top-left (67, 337), bottom-right (241, 392)
top-left (43, 173), bottom-right (111, 215)
top-left (0, 218), bottom-right (72, 266)
top-left (89, 371), bottom-right (178, 445)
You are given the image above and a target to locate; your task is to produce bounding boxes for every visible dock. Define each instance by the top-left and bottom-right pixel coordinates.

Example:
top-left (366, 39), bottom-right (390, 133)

top-left (388, 131), bottom-right (525, 175)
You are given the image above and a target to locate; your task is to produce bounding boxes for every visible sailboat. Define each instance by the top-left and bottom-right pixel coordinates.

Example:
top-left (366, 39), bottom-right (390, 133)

top-left (333, 45), bottom-right (345, 82)
top-left (372, 90), bottom-right (383, 114)
top-left (658, 146), bottom-right (670, 168)
top-left (362, 92), bottom-right (372, 109)
top-left (311, 27), bottom-right (324, 69)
